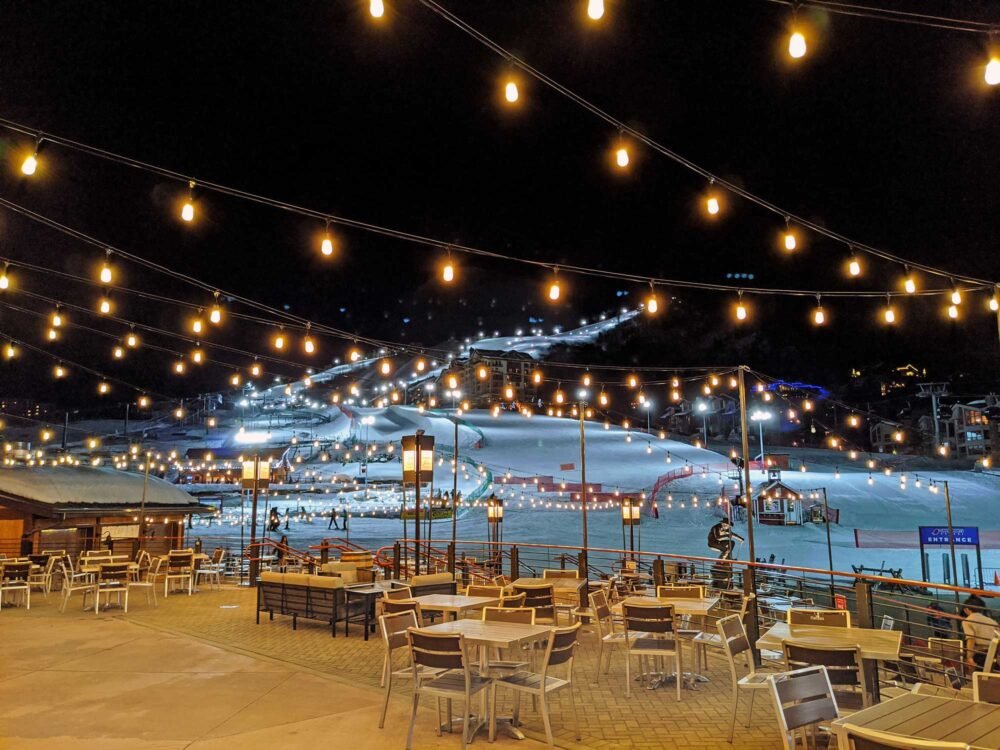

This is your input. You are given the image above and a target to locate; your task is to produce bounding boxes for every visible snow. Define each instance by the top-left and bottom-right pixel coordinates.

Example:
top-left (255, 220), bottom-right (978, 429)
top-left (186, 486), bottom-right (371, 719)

top-left (0, 465), bottom-right (199, 508)
top-left (468, 310), bottom-right (640, 359)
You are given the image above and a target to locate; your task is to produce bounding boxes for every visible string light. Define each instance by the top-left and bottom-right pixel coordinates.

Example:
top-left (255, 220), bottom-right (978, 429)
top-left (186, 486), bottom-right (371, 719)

top-left (209, 294), bottom-right (223, 325)
top-left (98, 381), bottom-right (110, 395)
top-left (21, 138), bottom-right (40, 176)
top-left (948, 304), bottom-right (959, 319)
top-left (990, 295), bottom-right (1000, 313)
top-left (303, 325), bottom-right (315, 354)
top-left (587, 0), bottom-right (604, 21)
top-left (53, 364), bottom-right (66, 379)
top-left (903, 267), bottom-right (917, 294)
top-left (950, 285), bottom-right (962, 305)
top-left (646, 282), bottom-right (659, 314)
top-left (504, 79), bottom-right (519, 104)
top-left (98, 294), bottom-right (112, 315)
top-left (735, 291), bottom-right (748, 322)
top-left (126, 330), bottom-right (139, 348)
top-left (705, 190), bottom-right (721, 217)
top-left (370, 0), bottom-right (384, 18)
top-left (138, 395), bottom-right (149, 408)
top-left (442, 253), bottom-right (455, 283)
top-left (99, 256), bottom-right (113, 284)
top-left (273, 329), bottom-right (285, 350)
top-left (986, 56), bottom-right (1000, 86)
top-left (788, 30), bottom-right (807, 59)
top-left (4, 341), bottom-right (14, 359)
top-left (250, 362), bottom-right (262, 378)
top-left (380, 359), bottom-right (392, 376)
top-left (230, 373), bottom-right (241, 386)
top-left (548, 269), bottom-right (562, 301)
top-left (883, 295), bottom-right (896, 324)
top-left (113, 345), bottom-right (125, 359)
top-left (181, 180), bottom-right (195, 222)
top-left (783, 218), bottom-right (797, 251)
top-left (174, 360), bottom-right (186, 374)
top-left (191, 315), bottom-right (204, 335)
top-left (813, 295), bottom-right (825, 325)
top-left (0, 263), bottom-right (9, 290)
top-left (848, 252), bottom-right (862, 277)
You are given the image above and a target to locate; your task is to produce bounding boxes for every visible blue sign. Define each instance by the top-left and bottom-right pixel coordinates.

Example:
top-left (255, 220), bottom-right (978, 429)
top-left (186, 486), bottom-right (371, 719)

top-left (919, 526), bottom-right (980, 546)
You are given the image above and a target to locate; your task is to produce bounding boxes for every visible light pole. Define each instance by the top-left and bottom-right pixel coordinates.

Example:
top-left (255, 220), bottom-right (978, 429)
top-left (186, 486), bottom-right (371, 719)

top-left (451, 414), bottom-right (459, 550)
top-left (577, 390), bottom-right (590, 573)
top-left (695, 399), bottom-right (710, 446)
top-left (237, 431), bottom-right (271, 587)
top-left (361, 415), bottom-right (375, 500)
top-left (750, 408), bottom-right (773, 475)
top-left (621, 496), bottom-right (641, 560)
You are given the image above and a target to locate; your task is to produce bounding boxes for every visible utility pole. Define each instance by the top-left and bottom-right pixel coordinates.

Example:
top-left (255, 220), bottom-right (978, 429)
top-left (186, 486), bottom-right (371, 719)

top-left (414, 429), bottom-right (423, 575)
top-left (579, 400), bottom-right (589, 554)
top-left (942, 480), bottom-right (960, 605)
top-left (821, 487), bottom-right (834, 601)
top-left (737, 367), bottom-right (757, 573)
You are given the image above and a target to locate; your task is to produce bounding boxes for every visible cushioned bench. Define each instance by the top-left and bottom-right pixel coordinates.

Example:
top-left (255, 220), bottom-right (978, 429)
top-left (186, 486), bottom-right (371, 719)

top-left (408, 572), bottom-right (458, 597)
top-left (256, 572), bottom-right (365, 637)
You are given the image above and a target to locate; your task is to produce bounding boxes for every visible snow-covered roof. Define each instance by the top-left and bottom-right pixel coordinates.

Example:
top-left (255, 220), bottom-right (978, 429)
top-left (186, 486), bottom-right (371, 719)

top-left (0, 466), bottom-right (201, 513)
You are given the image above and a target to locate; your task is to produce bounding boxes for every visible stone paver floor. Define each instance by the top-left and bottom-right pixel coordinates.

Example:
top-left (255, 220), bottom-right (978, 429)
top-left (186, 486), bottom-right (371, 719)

top-left (0, 585), bottom-right (786, 748)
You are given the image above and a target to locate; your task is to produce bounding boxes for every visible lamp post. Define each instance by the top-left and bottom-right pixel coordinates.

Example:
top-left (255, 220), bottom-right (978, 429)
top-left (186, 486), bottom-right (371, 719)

top-left (486, 494), bottom-right (504, 573)
top-left (451, 414), bottom-right (459, 550)
top-left (361, 415), bottom-right (375, 500)
top-left (577, 390), bottom-right (590, 576)
top-left (696, 399), bottom-right (710, 446)
top-left (237, 431), bottom-right (271, 587)
top-left (402, 430), bottom-right (434, 575)
top-left (621, 496), bottom-right (641, 559)
top-left (750, 408), bottom-right (773, 475)
top-left (138, 450), bottom-right (151, 552)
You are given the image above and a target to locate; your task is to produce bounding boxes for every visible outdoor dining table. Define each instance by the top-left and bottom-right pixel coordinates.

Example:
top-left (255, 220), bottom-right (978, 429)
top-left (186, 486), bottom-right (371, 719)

top-left (419, 617), bottom-right (555, 740)
top-left (756, 620), bottom-right (902, 701)
top-left (831, 693), bottom-right (1000, 749)
top-left (412, 594), bottom-right (500, 621)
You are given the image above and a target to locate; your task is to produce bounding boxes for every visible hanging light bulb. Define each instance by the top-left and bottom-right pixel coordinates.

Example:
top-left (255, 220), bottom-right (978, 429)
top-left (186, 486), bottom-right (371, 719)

top-left (788, 30), bottom-right (807, 59)
top-left (532, 370), bottom-right (543, 385)
top-left (646, 282), bottom-right (659, 314)
top-left (273, 330), bottom-right (285, 350)
top-left (784, 228), bottom-right (797, 251)
top-left (442, 254), bottom-right (455, 283)
top-left (951, 286), bottom-right (962, 305)
top-left (370, 0), bottom-right (384, 18)
top-left (209, 303), bottom-right (223, 325)
top-left (986, 56), bottom-right (1000, 86)
top-left (706, 194), bottom-right (721, 216)
top-left (230, 372), bottom-right (241, 386)
top-left (98, 381), bottom-right (110, 395)
top-left (598, 390), bottom-right (609, 406)
top-left (0, 263), bottom-right (9, 290)
top-left (51, 308), bottom-right (62, 328)
top-left (3, 341), bottom-right (14, 359)
top-left (548, 270), bottom-right (561, 301)
top-left (903, 268), bottom-right (917, 294)
top-left (883, 296), bottom-right (896, 324)
top-left (990, 295), bottom-right (1000, 312)
top-left (53, 364), bottom-right (66, 379)
top-left (615, 146), bottom-right (629, 168)
top-left (554, 386), bottom-right (565, 404)
top-left (99, 258), bottom-right (113, 284)
top-left (587, 0), bottom-right (604, 20)
top-left (320, 221), bottom-right (334, 257)
top-left (948, 304), bottom-right (959, 319)
top-left (380, 359), bottom-right (391, 375)
top-left (191, 347), bottom-right (204, 364)
top-left (191, 316), bottom-right (204, 335)
top-left (21, 152), bottom-right (38, 176)
top-left (138, 395), bottom-right (150, 408)
top-left (250, 362), bottom-right (262, 378)
top-left (174, 360), bottom-right (186, 374)
top-left (98, 294), bottom-right (112, 315)
top-left (349, 348), bottom-right (362, 362)
top-left (504, 80), bottom-right (519, 103)
top-left (46, 328), bottom-right (58, 342)
top-left (113, 345), bottom-right (125, 360)
top-left (303, 334), bottom-right (316, 354)
top-left (848, 253), bottom-right (862, 277)
top-left (735, 291), bottom-right (748, 321)
top-left (126, 330), bottom-right (138, 348)
top-left (813, 295), bottom-right (825, 325)
top-left (181, 180), bottom-right (196, 222)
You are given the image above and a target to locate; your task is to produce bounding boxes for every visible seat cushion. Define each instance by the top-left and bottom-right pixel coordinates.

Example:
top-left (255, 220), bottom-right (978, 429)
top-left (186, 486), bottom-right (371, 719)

top-left (410, 572), bottom-right (455, 587)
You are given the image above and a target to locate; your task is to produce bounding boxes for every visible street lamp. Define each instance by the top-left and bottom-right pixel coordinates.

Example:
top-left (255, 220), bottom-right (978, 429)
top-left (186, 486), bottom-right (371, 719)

top-left (577, 388), bottom-right (590, 575)
top-left (239, 452), bottom-right (271, 587)
top-left (360, 415), bottom-right (375, 499)
top-left (750, 408), bottom-right (773, 475)
top-left (620, 496), bottom-right (641, 559)
top-left (402, 430), bottom-right (434, 574)
top-left (696, 399), bottom-right (710, 446)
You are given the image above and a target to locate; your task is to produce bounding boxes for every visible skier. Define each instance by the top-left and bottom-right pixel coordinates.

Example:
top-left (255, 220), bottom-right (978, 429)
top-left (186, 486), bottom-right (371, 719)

top-left (328, 507), bottom-right (340, 531)
top-left (707, 517), bottom-right (744, 560)
top-left (267, 507), bottom-right (281, 533)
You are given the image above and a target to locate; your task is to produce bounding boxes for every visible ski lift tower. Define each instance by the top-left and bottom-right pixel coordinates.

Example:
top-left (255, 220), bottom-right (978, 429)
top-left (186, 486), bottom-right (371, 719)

top-left (917, 382), bottom-right (949, 451)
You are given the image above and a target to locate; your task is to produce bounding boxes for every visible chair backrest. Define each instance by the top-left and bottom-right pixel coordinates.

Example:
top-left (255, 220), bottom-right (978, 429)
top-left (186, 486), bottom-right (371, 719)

top-left (500, 592), bottom-right (526, 609)
top-left (212, 547), bottom-right (226, 564)
top-left (657, 585), bottom-right (704, 599)
top-left (589, 590), bottom-right (612, 622)
top-left (514, 584), bottom-right (555, 611)
top-left (717, 613), bottom-right (753, 661)
top-left (880, 614), bottom-right (895, 631)
top-left (482, 606), bottom-right (535, 625)
top-left (841, 722), bottom-right (971, 749)
top-left (167, 552), bottom-right (193, 571)
top-left (768, 666), bottom-right (840, 750)
top-left (384, 585), bottom-right (413, 601)
top-left (466, 585), bottom-right (503, 600)
top-left (784, 640), bottom-right (864, 691)
top-left (541, 623), bottom-right (581, 671)
top-left (788, 608), bottom-right (851, 628)
top-left (928, 638), bottom-right (964, 662)
top-left (985, 636), bottom-right (1000, 674)
top-left (2, 562), bottom-right (31, 582)
top-left (973, 672), bottom-right (1000, 704)
top-left (622, 603), bottom-right (675, 635)
top-left (408, 629), bottom-right (466, 671)
top-left (98, 562), bottom-right (131, 584)
top-left (380, 610), bottom-right (418, 655)
top-left (542, 569), bottom-right (578, 580)
top-left (491, 574), bottom-right (511, 587)
top-left (147, 557), bottom-right (164, 578)
top-left (383, 598), bottom-right (422, 618)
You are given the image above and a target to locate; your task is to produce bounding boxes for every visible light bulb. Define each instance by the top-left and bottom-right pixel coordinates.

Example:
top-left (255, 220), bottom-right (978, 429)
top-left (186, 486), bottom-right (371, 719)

top-left (4, 342), bottom-right (14, 359)
top-left (100, 263), bottom-right (112, 284)
top-left (21, 154), bottom-right (38, 176)
top-left (54, 365), bottom-right (66, 379)
top-left (706, 196), bottom-right (720, 215)
top-left (848, 257), bottom-right (861, 277)
top-left (349, 349), bottom-right (362, 362)
top-left (587, 0), bottom-right (604, 20)
top-left (615, 147), bottom-right (629, 168)
top-left (647, 294), bottom-right (659, 314)
top-left (555, 390), bottom-right (565, 404)
top-left (784, 232), bottom-right (797, 251)
top-left (599, 392), bottom-right (608, 406)
top-left (380, 360), bottom-right (391, 375)
top-left (98, 382), bottom-right (110, 395)
top-left (174, 361), bottom-right (185, 374)
top-left (442, 262), bottom-right (455, 282)
top-left (788, 31), bottom-right (807, 59)
top-left (47, 328), bottom-right (58, 341)
top-left (138, 396), bottom-right (149, 408)
top-left (904, 276), bottom-right (916, 294)
top-left (251, 363), bottom-right (262, 377)
top-left (181, 201), bottom-right (194, 222)
top-left (126, 332), bottom-right (138, 348)
top-left (370, 0), bottom-right (384, 18)
top-left (99, 296), bottom-right (112, 315)
top-left (192, 348), bottom-right (203, 364)
top-left (951, 289), bottom-right (962, 305)
top-left (986, 57), bottom-right (1000, 86)
top-left (304, 336), bottom-right (315, 354)
top-left (209, 305), bottom-right (222, 324)
top-left (504, 81), bottom-right (519, 103)
top-left (321, 235), bottom-right (334, 257)
top-left (884, 306), bottom-right (896, 324)
top-left (113, 346), bottom-right (124, 359)
top-left (736, 302), bottom-right (748, 321)
top-left (52, 312), bottom-right (62, 327)
top-left (192, 318), bottom-right (203, 334)
top-left (991, 296), bottom-right (1000, 312)
top-left (273, 333), bottom-right (285, 350)
top-left (478, 366), bottom-right (488, 380)
top-left (813, 306), bottom-right (825, 325)
top-left (230, 373), bottom-right (241, 386)
top-left (548, 280), bottom-right (561, 301)
top-left (0, 268), bottom-right (8, 290)
top-left (948, 304), bottom-right (959, 319)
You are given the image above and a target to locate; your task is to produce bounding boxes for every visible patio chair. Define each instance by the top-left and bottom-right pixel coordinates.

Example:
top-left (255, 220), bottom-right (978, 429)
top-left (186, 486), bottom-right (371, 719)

top-left (195, 547), bottom-right (226, 590)
top-left (589, 589), bottom-right (636, 683)
top-left (95, 563), bottom-right (131, 613)
top-left (542, 569), bottom-right (578, 579)
top-left (784, 640), bottom-right (869, 712)
top-left (622, 602), bottom-right (683, 701)
top-left (985, 636), bottom-right (1000, 674)
top-left (58, 561), bottom-right (96, 612)
top-left (478, 607), bottom-right (536, 675)
top-left (494, 623), bottom-right (582, 748)
top-left (384, 585), bottom-right (414, 601)
top-left (768, 666), bottom-right (840, 750)
top-left (164, 551), bottom-right (194, 596)
top-left (465, 584), bottom-right (503, 600)
top-left (491, 574), bottom-right (511, 587)
top-left (500, 592), bottom-right (526, 608)
top-left (513, 583), bottom-right (557, 625)
top-left (28, 555), bottom-right (58, 597)
top-left (839, 723), bottom-right (970, 749)
top-left (383, 597), bottom-right (430, 627)
top-left (788, 608), bottom-right (851, 627)
top-left (973, 671), bottom-right (1000, 704)
top-left (127, 557), bottom-right (159, 609)
top-left (405, 629), bottom-right (491, 750)
top-left (716, 614), bottom-right (776, 742)
top-left (377, 610), bottom-right (444, 728)
top-left (0, 561), bottom-right (31, 610)
top-left (657, 584), bottom-right (705, 599)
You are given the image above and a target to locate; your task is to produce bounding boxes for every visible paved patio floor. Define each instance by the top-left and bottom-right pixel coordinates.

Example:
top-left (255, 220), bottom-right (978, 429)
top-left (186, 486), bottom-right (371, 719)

top-left (0, 585), bottom-right (785, 748)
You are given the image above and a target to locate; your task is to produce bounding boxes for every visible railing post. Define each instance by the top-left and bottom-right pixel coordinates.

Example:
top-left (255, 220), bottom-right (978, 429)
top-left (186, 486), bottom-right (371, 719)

top-left (447, 542), bottom-right (455, 575)
top-left (461, 555), bottom-right (470, 587)
top-left (393, 541), bottom-right (401, 580)
top-left (511, 546), bottom-right (520, 581)
top-left (653, 558), bottom-right (665, 588)
top-left (320, 540), bottom-right (329, 565)
top-left (577, 549), bottom-right (588, 580)
top-left (854, 579), bottom-right (874, 629)
top-left (743, 563), bottom-right (761, 667)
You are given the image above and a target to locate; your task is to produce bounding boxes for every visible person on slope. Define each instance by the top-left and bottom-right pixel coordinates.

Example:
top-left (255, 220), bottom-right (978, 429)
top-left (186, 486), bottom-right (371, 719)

top-left (707, 517), bottom-right (744, 560)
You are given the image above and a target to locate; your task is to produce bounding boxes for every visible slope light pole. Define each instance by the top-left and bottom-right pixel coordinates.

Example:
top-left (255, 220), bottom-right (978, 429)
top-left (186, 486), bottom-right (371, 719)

top-left (941, 479), bottom-right (960, 605)
top-left (451, 415), bottom-right (459, 549)
top-left (578, 391), bottom-right (589, 576)
top-left (821, 487), bottom-right (835, 601)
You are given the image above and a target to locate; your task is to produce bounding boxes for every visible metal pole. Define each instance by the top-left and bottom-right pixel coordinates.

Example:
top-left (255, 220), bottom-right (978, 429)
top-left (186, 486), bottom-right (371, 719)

top-left (249, 454), bottom-right (260, 587)
top-left (942, 480), bottom-right (960, 605)
top-left (452, 417), bottom-right (458, 549)
top-left (61, 411), bottom-right (69, 450)
top-left (737, 367), bottom-right (757, 571)
top-left (139, 453), bottom-right (150, 551)
top-left (822, 487), bottom-right (835, 602)
top-left (414, 430), bottom-right (422, 575)
top-left (124, 402), bottom-right (130, 442)
top-left (759, 420), bottom-right (766, 475)
top-left (579, 402), bottom-right (588, 552)
top-left (931, 391), bottom-right (941, 451)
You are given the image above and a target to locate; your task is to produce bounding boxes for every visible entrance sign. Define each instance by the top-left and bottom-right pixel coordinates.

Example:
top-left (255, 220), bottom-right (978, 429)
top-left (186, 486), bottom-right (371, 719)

top-left (919, 526), bottom-right (979, 546)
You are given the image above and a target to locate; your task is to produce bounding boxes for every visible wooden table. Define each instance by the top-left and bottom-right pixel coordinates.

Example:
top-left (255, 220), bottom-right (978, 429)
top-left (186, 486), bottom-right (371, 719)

top-left (831, 693), bottom-right (1000, 749)
top-left (419, 618), bottom-right (555, 740)
top-left (413, 594), bottom-right (500, 620)
top-left (615, 595), bottom-right (720, 617)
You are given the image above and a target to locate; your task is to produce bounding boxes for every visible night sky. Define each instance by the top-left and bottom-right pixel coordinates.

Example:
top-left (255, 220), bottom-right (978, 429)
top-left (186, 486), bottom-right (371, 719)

top-left (0, 1), bottom-right (997, 408)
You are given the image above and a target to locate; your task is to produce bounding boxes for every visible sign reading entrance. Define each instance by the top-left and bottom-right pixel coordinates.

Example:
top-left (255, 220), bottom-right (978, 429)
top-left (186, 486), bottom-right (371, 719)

top-left (919, 526), bottom-right (979, 546)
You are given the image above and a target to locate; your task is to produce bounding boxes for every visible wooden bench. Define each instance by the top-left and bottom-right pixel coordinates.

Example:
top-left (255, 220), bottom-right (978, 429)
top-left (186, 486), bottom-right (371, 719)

top-left (256, 572), bottom-right (365, 637)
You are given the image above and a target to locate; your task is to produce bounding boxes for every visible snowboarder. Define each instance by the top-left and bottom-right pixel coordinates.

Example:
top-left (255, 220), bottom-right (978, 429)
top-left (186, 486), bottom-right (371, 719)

top-left (328, 508), bottom-right (340, 531)
top-left (267, 507), bottom-right (281, 533)
top-left (707, 517), bottom-right (744, 560)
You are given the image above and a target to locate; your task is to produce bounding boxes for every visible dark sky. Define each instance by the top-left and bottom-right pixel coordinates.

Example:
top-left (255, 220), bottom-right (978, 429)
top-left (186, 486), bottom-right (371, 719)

top-left (0, 0), bottom-right (997, 406)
